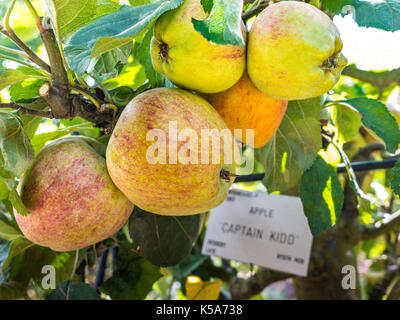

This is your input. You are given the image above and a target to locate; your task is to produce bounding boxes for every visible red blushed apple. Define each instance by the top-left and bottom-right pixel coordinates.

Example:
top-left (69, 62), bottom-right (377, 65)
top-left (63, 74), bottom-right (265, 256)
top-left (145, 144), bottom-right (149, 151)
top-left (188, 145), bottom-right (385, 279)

top-left (15, 136), bottom-right (133, 252)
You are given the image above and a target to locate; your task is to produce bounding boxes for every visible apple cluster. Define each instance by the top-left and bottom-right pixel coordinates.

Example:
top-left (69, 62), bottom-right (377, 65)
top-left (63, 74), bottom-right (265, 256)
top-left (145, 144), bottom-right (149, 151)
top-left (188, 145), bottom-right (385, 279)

top-left (14, 0), bottom-right (346, 252)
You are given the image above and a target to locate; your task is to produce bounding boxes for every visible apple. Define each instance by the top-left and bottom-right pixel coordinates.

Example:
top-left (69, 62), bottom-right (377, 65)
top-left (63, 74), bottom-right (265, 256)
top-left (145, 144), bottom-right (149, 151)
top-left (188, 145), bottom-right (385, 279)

top-left (247, 1), bottom-right (347, 100)
top-left (150, 0), bottom-right (246, 94)
top-left (15, 136), bottom-right (133, 252)
top-left (207, 72), bottom-right (288, 149)
top-left (106, 88), bottom-right (240, 216)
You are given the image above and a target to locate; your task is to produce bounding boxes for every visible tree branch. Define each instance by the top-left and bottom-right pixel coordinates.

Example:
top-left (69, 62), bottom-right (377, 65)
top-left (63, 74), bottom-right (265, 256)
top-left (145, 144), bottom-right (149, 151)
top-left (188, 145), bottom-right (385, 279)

top-left (342, 64), bottom-right (400, 90)
top-left (0, 28), bottom-right (51, 73)
top-left (361, 210), bottom-right (400, 241)
top-left (369, 264), bottom-right (400, 300)
top-left (37, 17), bottom-right (69, 88)
top-left (242, 1), bottom-right (270, 21)
top-left (229, 268), bottom-right (289, 300)
top-left (0, 102), bottom-right (54, 118)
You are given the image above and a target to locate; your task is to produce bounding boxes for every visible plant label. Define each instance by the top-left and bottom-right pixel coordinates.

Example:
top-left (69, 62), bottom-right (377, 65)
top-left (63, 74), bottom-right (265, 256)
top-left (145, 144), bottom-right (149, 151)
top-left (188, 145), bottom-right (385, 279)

top-left (202, 189), bottom-right (313, 277)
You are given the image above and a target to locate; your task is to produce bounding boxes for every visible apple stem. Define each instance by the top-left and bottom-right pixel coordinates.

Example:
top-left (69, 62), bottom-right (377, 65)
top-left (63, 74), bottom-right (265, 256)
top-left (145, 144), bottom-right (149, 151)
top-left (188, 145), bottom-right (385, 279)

top-left (220, 168), bottom-right (239, 182)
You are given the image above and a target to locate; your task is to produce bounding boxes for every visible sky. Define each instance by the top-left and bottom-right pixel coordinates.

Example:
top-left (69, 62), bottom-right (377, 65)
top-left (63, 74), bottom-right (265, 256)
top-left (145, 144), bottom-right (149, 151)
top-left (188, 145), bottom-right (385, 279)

top-left (334, 14), bottom-right (400, 71)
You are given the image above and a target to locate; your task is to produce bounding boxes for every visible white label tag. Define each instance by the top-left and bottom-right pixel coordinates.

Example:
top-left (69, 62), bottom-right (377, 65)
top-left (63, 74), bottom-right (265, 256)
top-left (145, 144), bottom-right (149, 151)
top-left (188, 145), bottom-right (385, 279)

top-left (202, 189), bottom-right (313, 277)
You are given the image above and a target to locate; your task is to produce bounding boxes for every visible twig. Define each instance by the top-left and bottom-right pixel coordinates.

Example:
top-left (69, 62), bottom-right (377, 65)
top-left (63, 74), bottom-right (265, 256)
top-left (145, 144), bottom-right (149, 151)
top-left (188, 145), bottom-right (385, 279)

top-left (1, 1), bottom-right (51, 73)
top-left (95, 248), bottom-right (109, 293)
top-left (229, 268), bottom-right (289, 300)
top-left (342, 64), bottom-right (400, 90)
top-left (0, 102), bottom-right (54, 118)
top-left (369, 264), bottom-right (400, 300)
top-left (242, 1), bottom-right (269, 21)
top-left (361, 210), bottom-right (400, 241)
top-left (71, 85), bottom-right (101, 110)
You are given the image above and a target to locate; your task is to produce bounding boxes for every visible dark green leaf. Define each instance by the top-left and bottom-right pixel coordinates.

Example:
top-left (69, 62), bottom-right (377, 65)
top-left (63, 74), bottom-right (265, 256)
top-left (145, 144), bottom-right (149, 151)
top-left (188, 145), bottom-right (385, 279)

top-left (200, 0), bottom-right (214, 14)
top-left (299, 156), bottom-right (344, 236)
top-left (65, 0), bottom-right (184, 74)
top-left (129, 207), bottom-right (201, 267)
top-left (47, 281), bottom-right (101, 300)
top-left (390, 159), bottom-right (400, 196)
top-left (192, 0), bottom-right (244, 46)
top-left (255, 97), bottom-right (323, 192)
top-left (339, 98), bottom-right (400, 153)
top-left (170, 253), bottom-right (208, 278)
top-left (99, 242), bottom-right (162, 300)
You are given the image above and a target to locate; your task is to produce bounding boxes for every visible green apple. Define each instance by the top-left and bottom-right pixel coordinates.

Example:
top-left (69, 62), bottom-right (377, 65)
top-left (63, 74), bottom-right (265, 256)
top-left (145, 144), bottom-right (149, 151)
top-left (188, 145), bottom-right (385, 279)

top-left (151, 0), bottom-right (246, 94)
top-left (247, 1), bottom-right (347, 100)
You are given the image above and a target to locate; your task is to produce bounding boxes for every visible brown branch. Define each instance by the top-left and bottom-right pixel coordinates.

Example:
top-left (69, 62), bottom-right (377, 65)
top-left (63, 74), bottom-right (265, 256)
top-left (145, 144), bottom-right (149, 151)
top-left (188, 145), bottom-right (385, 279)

top-left (37, 17), bottom-right (69, 88)
top-left (0, 28), bottom-right (51, 73)
top-left (342, 64), bottom-right (400, 90)
top-left (361, 210), bottom-right (400, 241)
top-left (229, 268), bottom-right (289, 300)
top-left (369, 264), bottom-right (400, 300)
top-left (0, 102), bottom-right (53, 118)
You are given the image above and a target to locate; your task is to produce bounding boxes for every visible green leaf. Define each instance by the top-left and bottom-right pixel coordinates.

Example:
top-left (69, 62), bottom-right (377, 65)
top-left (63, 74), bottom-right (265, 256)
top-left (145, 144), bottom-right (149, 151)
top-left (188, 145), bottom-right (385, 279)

top-left (47, 281), bottom-right (101, 300)
top-left (332, 103), bottom-right (362, 143)
top-left (390, 159), bottom-right (400, 196)
top-left (44, 0), bottom-right (121, 39)
top-left (103, 63), bottom-right (147, 90)
top-left (0, 111), bottom-right (34, 177)
top-left (192, 0), bottom-right (244, 46)
top-left (321, 0), bottom-right (355, 13)
top-left (352, 0), bottom-right (400, 32)
top-left (339, 98), bottom-right (400, 153)
top-left (8, 188), bottom-right (29, 217)
top-left (0, 220), bottom-right (21, 241)
top-left (9, 79), bottom-right (46, 101)
top-left (255, 97), bottom-right (323, 192)
top-left (18, 100), bottom-right (49, 139)
top-left (31, 123), bottom-right (95, 153)
top-left (0, 69), bottom-right (33, 91)
top-left (299, 156), bottom-right (344, 236)
top-left (1, 238), bottom-right (33, 275)
top-left (170, 253), bottom-right (208, 278)
top-left (64, 1), bottom-right (184, 74)
top-left (2, 238), bottom-right (80, 291)
top-left (89, 42), bottom-right (133, 82)
top-left (0, 179), bottom-right (9, 200)
top-left (134, 27), bottom-right (166, 87)
top-left (99, 242), bottom-right (162, 300)
top-left (129, 207), bottom-right (201, 267)
top-left (108, 86), bottom-right (135, 106)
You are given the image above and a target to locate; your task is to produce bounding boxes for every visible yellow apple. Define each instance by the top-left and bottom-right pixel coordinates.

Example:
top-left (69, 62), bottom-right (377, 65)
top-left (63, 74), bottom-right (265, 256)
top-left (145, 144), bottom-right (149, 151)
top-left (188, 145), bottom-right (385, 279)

top-left (247, 1), bottom-right (347, 100)
top-left (106, 88), bottom-right (240, 216)
top-left (151, 0), bottom-right (246, 94)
